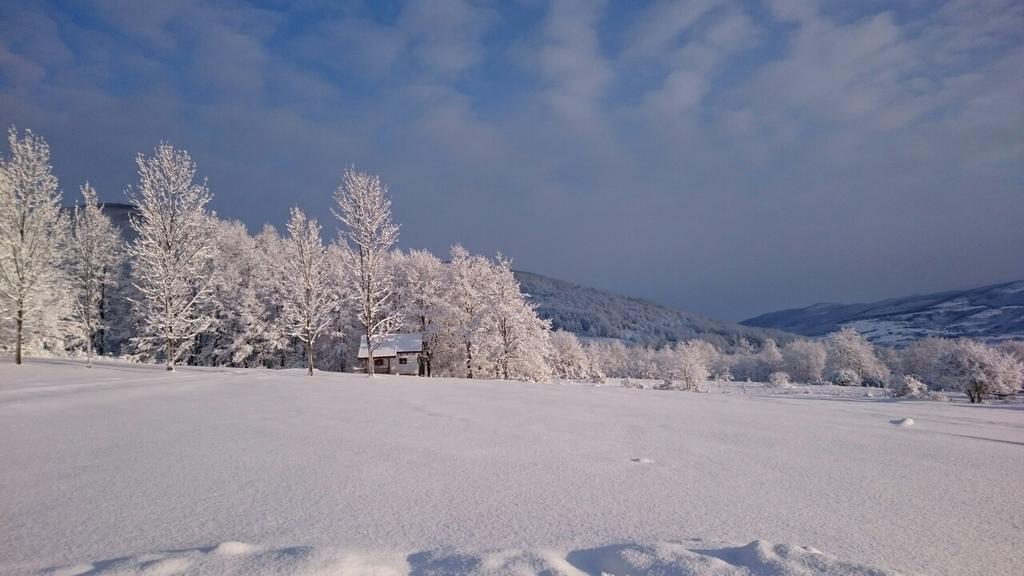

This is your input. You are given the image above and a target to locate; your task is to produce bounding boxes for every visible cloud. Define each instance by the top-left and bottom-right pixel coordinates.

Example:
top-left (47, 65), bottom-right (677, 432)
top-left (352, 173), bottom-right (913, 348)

top-left (0, 0), bottom-right (1021, 320)
top-left (529, 0), bottom-right (612, 123)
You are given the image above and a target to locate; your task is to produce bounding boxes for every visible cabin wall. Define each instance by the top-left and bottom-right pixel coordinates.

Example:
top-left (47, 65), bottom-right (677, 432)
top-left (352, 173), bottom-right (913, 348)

top-left (357, 353), bottom-right (421, 375)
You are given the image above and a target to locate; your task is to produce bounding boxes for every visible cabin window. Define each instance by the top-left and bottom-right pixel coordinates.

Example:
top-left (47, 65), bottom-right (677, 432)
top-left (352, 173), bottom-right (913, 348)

top-left (374, 358), bottom-right (384, 366)
top-left (399, 358), bottom-right (408, 365)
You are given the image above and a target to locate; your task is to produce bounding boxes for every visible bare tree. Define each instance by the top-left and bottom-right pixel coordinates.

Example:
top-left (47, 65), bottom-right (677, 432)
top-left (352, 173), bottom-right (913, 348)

top-left (0, 127), bottom-right (65, 364)
top-left (334, 167), bottom-right (400, 376)
top-left (128, 144), bottom-right (217, 371)
top-left (67, 183), bottom-right (122, 367)
top-left (280, 208), bottom-right (336, 376)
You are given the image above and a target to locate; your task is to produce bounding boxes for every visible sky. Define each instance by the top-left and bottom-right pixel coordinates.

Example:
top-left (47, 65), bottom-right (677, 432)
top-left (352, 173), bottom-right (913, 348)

top-left (1, 0), bottom-right (1022, 321)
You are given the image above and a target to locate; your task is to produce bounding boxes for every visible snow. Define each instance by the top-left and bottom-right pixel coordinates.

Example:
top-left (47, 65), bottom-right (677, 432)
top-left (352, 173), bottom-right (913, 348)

top-left (2, 358), bottom-right (1023, 576)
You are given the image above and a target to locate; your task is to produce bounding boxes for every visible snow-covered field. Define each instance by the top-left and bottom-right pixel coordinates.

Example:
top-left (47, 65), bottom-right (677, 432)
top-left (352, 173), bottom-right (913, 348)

top-left (1, 359), bottom-right (1022, 576)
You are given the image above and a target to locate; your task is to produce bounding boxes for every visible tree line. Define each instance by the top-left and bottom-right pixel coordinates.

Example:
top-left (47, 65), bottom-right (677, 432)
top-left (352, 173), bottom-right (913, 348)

top-left (1, 126), bottom-right (1022, 400)
top-left (0, 127), bottom-right (549, 380)
top-left (550, 326), bottom-right (1024, 402)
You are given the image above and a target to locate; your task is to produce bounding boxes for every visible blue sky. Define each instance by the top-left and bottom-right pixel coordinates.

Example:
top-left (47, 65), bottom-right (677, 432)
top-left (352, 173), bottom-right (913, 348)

top-left (1, 0), bottom-right (1022, 320)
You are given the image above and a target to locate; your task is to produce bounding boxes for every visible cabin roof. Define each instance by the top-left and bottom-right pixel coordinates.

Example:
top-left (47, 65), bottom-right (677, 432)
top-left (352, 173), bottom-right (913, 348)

top-left (357, 333), bottom-right (423, 358)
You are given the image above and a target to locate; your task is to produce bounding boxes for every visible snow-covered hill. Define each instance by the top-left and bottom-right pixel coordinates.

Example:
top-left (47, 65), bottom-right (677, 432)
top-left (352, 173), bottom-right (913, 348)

top-left (515, 270), bottom-right (795, 349)
top-left (741, 281), bottom-right (1024, 345)
top-left (3, 358), bottom-right (1023, 575)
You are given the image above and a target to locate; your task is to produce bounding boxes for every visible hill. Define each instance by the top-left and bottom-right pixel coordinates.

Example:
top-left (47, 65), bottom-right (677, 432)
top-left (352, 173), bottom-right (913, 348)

top-left (741, 280), bottom-right (1024, 345)
top-left (514, 270), bottom-right (794, 349)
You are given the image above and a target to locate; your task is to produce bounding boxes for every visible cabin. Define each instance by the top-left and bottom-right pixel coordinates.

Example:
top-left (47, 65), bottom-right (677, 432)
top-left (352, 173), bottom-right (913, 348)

top-left (357, 333), bottom-right (423, 375)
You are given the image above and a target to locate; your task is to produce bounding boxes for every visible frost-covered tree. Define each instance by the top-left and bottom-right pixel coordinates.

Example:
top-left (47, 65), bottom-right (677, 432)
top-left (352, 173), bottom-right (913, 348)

top-left (598, 340), bottom-right (631, 379)
top-left (484, 255), bottom-right (551, 381)
top-left (675, 340), bottom-right (715, 391)
top-left (656, 341), bottom-right (714, 390)
top-left (335, 168), bottom-right (400, 376)
top-left (127, 144), bottom-right (217, 371)
top-left (196, 219), bottom-right (284, 368)
top-left (549, 330), bottom-right (588, 380)
top-left (443, 245), bottom-right (493, 378)
top-left (996, 340), bottom-right (1024, 365)
top-left (899, 337), bottom-right (956, 388)
top-left (726, 338), bottom-right (759, 381)
top-left (782, 339), bottom-right (827, 383)
top-left (939, 339), bottom-right (1023, 403)
top-left (252, 224), bottom-right (292, 366)
top-left (67, 183), bottom-right (122, 367)
top-left (0, 127), bottom-right (66, 364)
top-left (826, 327), bottom-right (889, 386)
top-left (280, 208), bottom-right (337, 376)
top-left (758, 339), bottom-right (783, 380)
top-left (394, 249), bottom-right (446, 376)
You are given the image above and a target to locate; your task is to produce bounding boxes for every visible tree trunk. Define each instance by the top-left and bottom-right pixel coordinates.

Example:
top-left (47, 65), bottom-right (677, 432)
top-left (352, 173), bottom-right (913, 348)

top-left (307, 340), bottom-right (314, 376)
top-left (466, 341), bottom-right (473, 379)
top-left (366, 328), bottom-right (375, 376)
top-left (85, 322), bottom-right (93, 369)
top-left (166, 337), bottom-right (175, 371)
top-left (15, 305), bottom-right (24, 365)
top-left (97, 281), bottom-right (107, 356)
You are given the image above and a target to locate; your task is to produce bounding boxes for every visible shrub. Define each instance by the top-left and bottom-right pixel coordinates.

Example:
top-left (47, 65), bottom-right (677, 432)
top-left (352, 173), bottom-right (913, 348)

top-left (891, 374), bottom-right (928, 398)
top-left (939, 339), bottom-right (1024, 403)
top-left (768, 371), bottom-right (792, 388)
top-left (833, 368), bottom-right (862, 387)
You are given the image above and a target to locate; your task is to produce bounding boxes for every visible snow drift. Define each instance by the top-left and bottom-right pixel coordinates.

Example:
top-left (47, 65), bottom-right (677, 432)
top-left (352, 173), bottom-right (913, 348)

top-left (42, 539), bottom-right (905, 576)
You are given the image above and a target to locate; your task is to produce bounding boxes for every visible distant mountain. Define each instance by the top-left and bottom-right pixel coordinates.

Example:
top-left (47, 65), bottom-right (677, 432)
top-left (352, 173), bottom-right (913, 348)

top-left (98, 203), bottom-right (139, 242)
top-left (741, 281), bottom-right (1024, 345)
top-left (514, 270), bottom-right (795, 349)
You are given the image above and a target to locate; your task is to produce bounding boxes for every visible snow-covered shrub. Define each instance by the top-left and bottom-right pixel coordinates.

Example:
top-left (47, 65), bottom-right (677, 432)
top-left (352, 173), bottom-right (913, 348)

top-left (833, 368), bottom-right (862, 387)
top-left (939, 339), bottom-right (1024, 403)
top-left (768, 371), bottom-right (792, 388)
top-left (891, 374), bottom-right (928, 398)
top-left (826, 327), bottom-right (889, 386)
top-left (782, 339), bottom-right (826, 383)
top-left (621, 377), bottom-right (643, 389)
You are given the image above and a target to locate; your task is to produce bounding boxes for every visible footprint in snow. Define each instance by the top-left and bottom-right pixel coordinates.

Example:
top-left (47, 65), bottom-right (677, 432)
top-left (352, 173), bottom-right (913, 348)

top-left (631, 457), bottom-right (655, 464)
top-left (890, 418), bottom-right (915, 427)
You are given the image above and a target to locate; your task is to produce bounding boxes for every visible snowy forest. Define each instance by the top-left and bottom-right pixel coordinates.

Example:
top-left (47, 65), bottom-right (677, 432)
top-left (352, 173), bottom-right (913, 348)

top-left (1, 126), bottom-right (1022, 401)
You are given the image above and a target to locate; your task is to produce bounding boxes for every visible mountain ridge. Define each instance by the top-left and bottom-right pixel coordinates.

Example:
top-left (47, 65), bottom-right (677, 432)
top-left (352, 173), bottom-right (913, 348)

top-left (741, 280), bottom-right (1024, 345)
